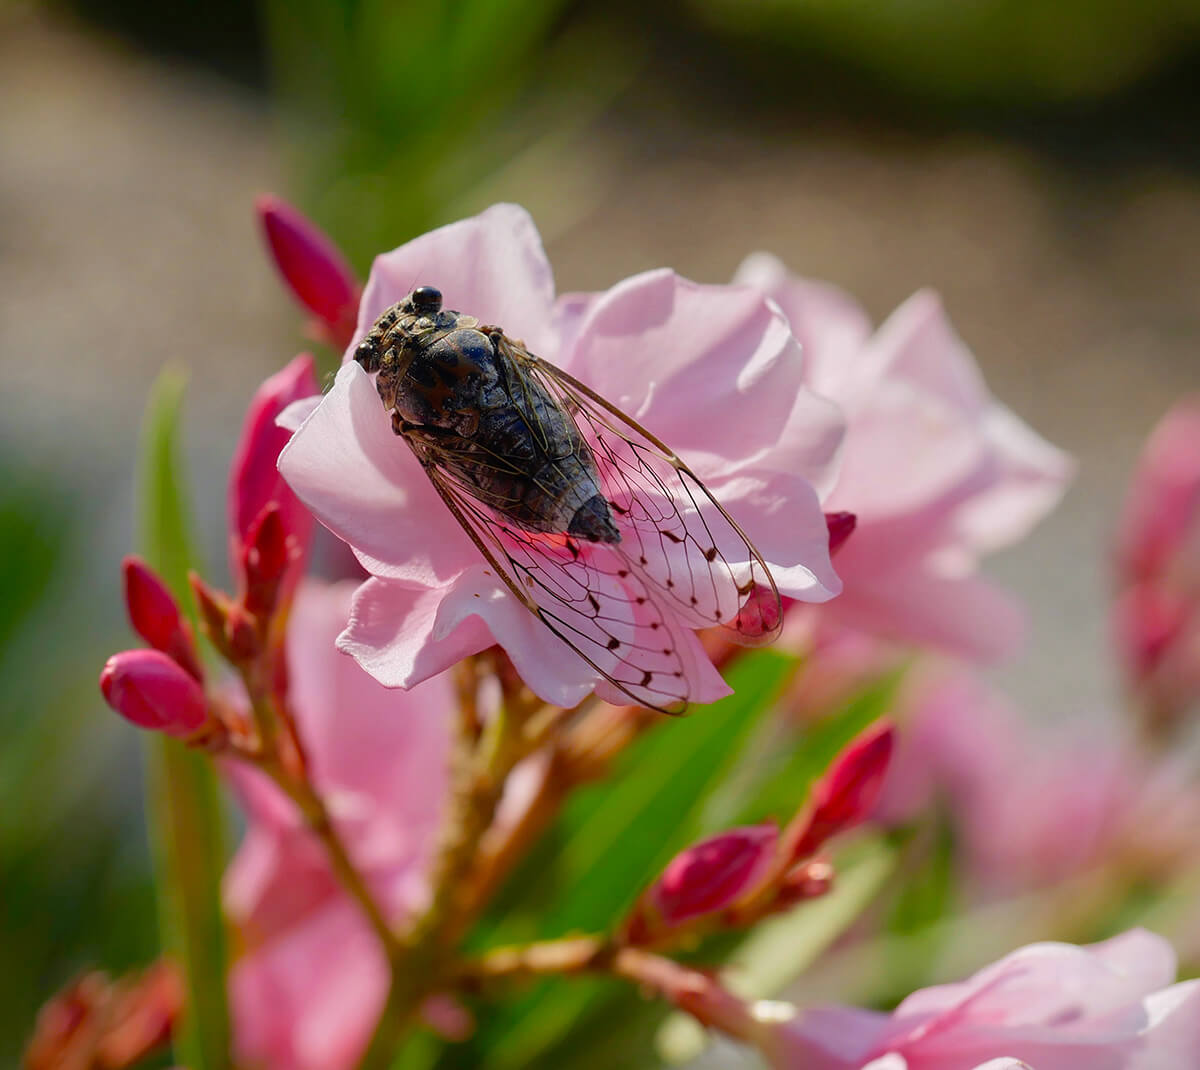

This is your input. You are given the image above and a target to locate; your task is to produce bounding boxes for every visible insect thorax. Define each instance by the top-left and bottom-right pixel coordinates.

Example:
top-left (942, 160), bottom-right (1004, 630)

top-left (362, 298), bottom-right (619, 543)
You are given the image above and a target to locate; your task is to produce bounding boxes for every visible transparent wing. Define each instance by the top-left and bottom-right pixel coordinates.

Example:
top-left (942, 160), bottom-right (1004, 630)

top-left (499, 337), bottom-right (783, 647)
top-left (398, 336), bottom-right (781, 714)
top-left (406, 439), bottom-right (699, 714)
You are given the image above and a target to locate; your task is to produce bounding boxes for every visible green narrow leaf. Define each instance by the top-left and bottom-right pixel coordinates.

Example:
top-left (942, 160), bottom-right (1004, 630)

top-left (138, 367), bottom-right (231, 1070)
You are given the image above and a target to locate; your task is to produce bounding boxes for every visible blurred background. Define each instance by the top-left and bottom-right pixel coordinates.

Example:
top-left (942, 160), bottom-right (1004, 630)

top-left (2, 0), bottom-right (1200, 1062)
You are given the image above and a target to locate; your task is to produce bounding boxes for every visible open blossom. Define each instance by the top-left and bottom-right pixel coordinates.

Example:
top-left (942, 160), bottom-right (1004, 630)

top-left (278, 204), bottom-right (845, 709)
top-left (224, 580), bottom-right (451, 1070)
top-left (737, 255), bottom-right (1071, 662)
top-left (763, 928), bottom-right (1200, 1069)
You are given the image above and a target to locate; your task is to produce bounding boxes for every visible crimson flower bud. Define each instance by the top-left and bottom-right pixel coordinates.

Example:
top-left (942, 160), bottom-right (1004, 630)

top-left (824, 511), bottom-right (857, 556)
top-left (625, 823), bottom-right (778, 944)
top-left (121, 556), bottom-right (202, 679)
top-left (242, 504), bottom-right (296, 618)
top-left (229, 354), bottom-right (319, 611)
top-left (256, 194), bottom-right (360, 346)
top-left (100, 650), bottom-right (208, 737)
top-left (785, 720), bottom-right (895, 861)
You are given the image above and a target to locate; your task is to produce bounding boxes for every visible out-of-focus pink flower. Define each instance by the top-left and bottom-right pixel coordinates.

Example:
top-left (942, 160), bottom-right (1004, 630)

top-left (875, 669), bottom-right (1200, 895)
top-left (737, 255), bottom-right (1071, 662)
top-left (257, 195), bottom-right (361, 347)
top-left (1113, 398), bottom-right (1200, 732)
top-left (99, 649), bottom-right (208, 737)
top-left (122, 555), bottom-right (202, 679)
top-left (786, 720), bottom-right (895, 861)
top-left (225, 580), bottom-right (451, 1070)
top-left (762, 928), bottom-right (1200, 1069)
top-left (229, 354), bottom-right (321, 612)
top-left (278, 204), bottom-right (844, 709)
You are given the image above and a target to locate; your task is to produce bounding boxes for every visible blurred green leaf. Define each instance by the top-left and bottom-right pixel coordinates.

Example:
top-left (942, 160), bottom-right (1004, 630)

top-left (138, 367), bottom-right (231, 1070)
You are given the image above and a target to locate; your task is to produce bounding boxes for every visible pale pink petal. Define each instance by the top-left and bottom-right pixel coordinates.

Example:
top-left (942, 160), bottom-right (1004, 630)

top-left (562, 269), bottom-right (815, 477)
top-left (822, 384), bottom-right (988, 524)
top-left (339, 573), bottom-right (597, 708)
top-left (231, 901), bottom-right (386, 1070)
top-left (863, 290), bottom-right (989, 417)
top-left (892, 931), bottom-right (1176, 1026)
top-left (277, 395), bottom-right (322, 433)
top-left (954, 404), bottom-right (1075, 555)
top-left (823, 558), bottom-right (1026, 662)
top-left (353, 202), bottom-right (557, 359)
top-left (278, 362), bottom-right (473, 583)
top-left (286, 581), bottom-right (452, 827)
top-left (769, 931), bottom-right (1194, 1070)
top-left (733, 253), bottom-right (874, 400)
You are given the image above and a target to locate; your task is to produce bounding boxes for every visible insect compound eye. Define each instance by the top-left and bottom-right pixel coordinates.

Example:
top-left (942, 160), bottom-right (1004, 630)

top-left (410, 286), bottom-right (443, 315)
top-left (354, 340), bottom-right (378, 369)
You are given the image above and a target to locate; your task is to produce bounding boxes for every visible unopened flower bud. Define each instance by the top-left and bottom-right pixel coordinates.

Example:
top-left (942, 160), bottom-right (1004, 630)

top-left (257, 194), bottom-right (360, 346)
top-left (625, 823), bottom-right (778, 944)
top-left (242, 504), bottom-right (296, 618)
top-left (229, 354), bottom-right (319, 612)
top-left (100, 650), bottom-right (208, 737)
top-left (824, 511), bottom-right (857, 556)
top-left (121, 556), bottom-right (202, 679)
top-left (735, 584), bottom-right (783, 640)
top-left (785, 720), bottom-right (895, 861)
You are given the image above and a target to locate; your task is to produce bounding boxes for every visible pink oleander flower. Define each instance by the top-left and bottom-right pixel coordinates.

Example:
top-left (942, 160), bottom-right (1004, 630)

top-left (1113, 397), bottom-right (1200, 732)
top-left (763, 928), bottom-right (1200, 1069)
top-left (224, 580), bottom-right (451, 1070)
top-left (736, 255), bottom-right (1072, 662)
top-left (875, 669), bottom-right (1200, 895)
top-left (278, 204), bottom-right (845, 709)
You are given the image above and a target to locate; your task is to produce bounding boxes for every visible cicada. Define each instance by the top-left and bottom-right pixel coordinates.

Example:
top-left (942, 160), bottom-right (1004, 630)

top-left (353, 285), bottom-right (781, 713)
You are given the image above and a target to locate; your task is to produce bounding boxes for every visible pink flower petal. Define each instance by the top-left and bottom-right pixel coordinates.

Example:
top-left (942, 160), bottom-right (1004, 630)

top-left (733, 253), bottom-right (874, 401)
top-left (352, 202), bottom-right (557, 361)
top-left (563, 269), bottom-right (833, 489)
top-left (278, 363), bottom-right (473, 583)
top-left (339, 573), bottom-right (596, 708)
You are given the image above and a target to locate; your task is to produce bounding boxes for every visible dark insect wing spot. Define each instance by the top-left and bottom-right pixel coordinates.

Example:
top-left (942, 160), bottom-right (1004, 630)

top-left (588, 594), bottom-right (601, 612)
top-left (618, 569), bottom-right (629, 578)
top-left (704, 546), bottom-right (718, 562)
top-left (636, 596), bottom-right (646, 605)
top-left (662, 530), bottom-right (683, 544)
top-left (640, 671), bottom-right (654, 687)
top-left (689, 595), bottom-right (698, 605)
top-left (606, 638), bottom-right (620, 651)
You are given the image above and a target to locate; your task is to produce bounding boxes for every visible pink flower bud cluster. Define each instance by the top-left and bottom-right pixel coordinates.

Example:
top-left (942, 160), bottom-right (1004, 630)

top-left (624, 721), bottom-right (893, 946)
top-left (100, 353), bottom-right (320, 741)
